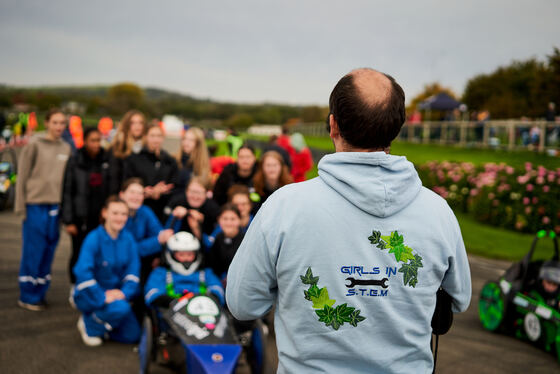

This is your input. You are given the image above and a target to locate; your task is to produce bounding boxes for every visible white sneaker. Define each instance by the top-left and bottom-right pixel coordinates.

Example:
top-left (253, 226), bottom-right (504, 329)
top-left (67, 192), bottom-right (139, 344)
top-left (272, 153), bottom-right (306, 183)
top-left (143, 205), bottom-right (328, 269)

top-left (18, 300), bottom-right (45, 312)
top-left (68, 285), bottom-right (76, 310)
top-left (77, 316), bottom-right (102, 347)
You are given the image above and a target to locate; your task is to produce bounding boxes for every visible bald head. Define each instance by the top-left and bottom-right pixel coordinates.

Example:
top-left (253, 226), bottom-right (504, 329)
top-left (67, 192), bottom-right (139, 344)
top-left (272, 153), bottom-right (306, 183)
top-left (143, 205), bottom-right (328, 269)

top-left (350, 68), bottom-right (392, 110)
top-left (328, 68), bottom-right (405, 150)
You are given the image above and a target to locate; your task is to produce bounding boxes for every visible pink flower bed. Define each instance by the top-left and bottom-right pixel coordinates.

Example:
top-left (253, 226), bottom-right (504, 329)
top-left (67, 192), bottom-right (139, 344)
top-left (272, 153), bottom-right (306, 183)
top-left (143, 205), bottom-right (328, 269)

top-left (418, 161), bottom-right (560, 234)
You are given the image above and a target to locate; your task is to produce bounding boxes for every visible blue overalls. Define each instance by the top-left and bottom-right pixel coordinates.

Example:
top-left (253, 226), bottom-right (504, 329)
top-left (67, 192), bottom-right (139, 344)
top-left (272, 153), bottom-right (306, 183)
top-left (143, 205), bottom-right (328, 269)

top-left (73, 225), bottom-right (141, 343)
top-left (19, 204), bottom-right (61, 304)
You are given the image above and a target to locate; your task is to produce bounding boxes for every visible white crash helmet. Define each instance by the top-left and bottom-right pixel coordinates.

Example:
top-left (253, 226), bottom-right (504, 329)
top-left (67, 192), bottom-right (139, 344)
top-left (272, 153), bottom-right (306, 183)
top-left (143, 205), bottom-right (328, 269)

top-left (539, 260), bottom-right (560, 285)
top-left (165, 231), bottom-right (202, 276)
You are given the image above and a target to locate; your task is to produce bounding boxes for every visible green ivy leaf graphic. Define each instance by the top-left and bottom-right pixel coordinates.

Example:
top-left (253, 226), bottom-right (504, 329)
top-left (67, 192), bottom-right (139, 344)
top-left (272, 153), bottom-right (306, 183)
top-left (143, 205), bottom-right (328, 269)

top-left (310, 287), bottom-right (336, 309)
top-left (377, 241), bottom-right (386, 250)
top-left (409, 254), bottom-right (423, 269)
top-left (300, 267), bottom-right (319, 285)
top-left (398, 260), bottom-right (420, 287)
top-left (388, 244), bottom-right (414, 263)
top-left (348, 310), bottom-right (366, 327)
top-left (402, 246), bottom-right (415, 262)
top-left (307, 284), bottom-right (321, 299)
top-left (398, 262), bottom-right (414, 286)
top-left (334, 303), bottom-right (355, 323)
top-left (389, 231), bottom-right (404, 248)
top-left (316, 305), bottom-right (335, 325)
top-left (368, 230), bottom-right (381, 244)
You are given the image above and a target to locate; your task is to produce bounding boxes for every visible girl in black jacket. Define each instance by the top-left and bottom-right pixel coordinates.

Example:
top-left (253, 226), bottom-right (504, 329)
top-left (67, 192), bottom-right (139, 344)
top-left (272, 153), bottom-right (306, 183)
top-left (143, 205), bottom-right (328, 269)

top-left (212, 144), bottom-right (257, 206)
top-left (167, 176), bottom-right (220, 241)
top-left (206, 203), bottom-right (244, 282)
top-left (123, 124), bottom-right (178, 223)
top-left (61, 128), bottom-right (111, 284)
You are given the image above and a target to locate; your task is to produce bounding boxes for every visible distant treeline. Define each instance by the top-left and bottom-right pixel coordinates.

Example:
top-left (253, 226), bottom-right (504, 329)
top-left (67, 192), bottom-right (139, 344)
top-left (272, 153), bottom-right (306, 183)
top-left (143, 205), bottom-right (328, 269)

top-left (0, 83), bottom-right (328, 127)
top-left (462, 47), bottom-right (560, 119)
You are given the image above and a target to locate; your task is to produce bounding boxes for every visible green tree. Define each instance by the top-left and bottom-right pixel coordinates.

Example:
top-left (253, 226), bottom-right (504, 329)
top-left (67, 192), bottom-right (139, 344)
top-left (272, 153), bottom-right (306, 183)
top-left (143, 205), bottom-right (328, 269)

top-left (224, 113), bottom-right (254, 129)
top-left (462, 48), bottom-right (560, 119)
top-left (107, 83), bottom-right (144, 115)
top-left (253, 106), bottom-right (283, 124)
top-left (544, 47), bottom-right (560, 108)
top-left (35, 92), bottom-right (62, 111)
top-left (301, 105), bottom-right (328, 123)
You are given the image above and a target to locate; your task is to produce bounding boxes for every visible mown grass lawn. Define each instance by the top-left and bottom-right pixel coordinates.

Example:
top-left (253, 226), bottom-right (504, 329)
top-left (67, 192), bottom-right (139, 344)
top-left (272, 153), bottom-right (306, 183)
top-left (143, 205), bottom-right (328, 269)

top-left (455, 212), bottom-right (556, 261)
top-left (303, 135), bottom-right (558, 169)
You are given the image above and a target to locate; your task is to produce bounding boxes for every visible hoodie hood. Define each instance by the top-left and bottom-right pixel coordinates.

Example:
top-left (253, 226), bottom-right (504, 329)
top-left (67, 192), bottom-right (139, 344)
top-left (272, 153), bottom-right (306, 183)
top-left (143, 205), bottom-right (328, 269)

top-left (318, 152), bottom-right (422, 217)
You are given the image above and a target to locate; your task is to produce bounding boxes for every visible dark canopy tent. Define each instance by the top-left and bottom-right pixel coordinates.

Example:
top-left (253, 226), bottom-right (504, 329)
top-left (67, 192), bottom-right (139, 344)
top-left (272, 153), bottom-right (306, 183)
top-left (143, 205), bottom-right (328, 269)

top-left (418, 93), bottom-right (463, 111)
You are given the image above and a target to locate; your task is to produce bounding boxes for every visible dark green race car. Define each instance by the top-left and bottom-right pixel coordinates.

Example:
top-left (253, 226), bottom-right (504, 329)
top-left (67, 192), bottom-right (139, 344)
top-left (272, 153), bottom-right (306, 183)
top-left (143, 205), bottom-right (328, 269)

top-left (479, 230), bottom-right (560, 361)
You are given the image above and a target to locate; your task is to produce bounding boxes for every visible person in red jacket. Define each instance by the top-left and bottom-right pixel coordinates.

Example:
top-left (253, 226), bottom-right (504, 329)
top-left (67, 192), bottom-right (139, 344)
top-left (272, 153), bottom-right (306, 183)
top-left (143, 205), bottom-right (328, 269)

top-left (289, 133), bottom-right (313, 182)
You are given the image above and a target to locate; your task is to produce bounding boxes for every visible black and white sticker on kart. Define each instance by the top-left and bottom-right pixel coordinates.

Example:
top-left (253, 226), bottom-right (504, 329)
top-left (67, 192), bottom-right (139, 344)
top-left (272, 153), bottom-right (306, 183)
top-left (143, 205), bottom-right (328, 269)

top-left (173, 295), bottom-right (221, 327)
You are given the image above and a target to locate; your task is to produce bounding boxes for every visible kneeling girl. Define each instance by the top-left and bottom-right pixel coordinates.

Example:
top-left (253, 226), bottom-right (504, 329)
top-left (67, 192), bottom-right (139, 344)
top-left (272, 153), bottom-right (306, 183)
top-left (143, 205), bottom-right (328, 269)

top-left (73, 196), bottom-right (141, 346)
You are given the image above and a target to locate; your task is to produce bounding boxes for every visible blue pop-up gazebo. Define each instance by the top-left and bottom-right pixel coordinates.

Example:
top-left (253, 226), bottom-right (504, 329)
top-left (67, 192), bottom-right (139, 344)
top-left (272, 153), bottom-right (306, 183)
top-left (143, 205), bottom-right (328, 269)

top-left (418, 93), bottom-right (463, 111)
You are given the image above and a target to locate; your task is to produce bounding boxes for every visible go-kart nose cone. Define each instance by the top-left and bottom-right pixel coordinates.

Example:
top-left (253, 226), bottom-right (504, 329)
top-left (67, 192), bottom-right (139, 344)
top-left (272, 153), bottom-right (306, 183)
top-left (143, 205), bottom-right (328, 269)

top-left (185, 344), bottom-right (242, 373)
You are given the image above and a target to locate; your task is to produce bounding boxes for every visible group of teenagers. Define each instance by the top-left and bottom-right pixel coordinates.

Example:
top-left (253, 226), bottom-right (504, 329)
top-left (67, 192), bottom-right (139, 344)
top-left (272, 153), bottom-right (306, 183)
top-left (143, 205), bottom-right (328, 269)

top-left (15, 108), bottom-right (310, 347)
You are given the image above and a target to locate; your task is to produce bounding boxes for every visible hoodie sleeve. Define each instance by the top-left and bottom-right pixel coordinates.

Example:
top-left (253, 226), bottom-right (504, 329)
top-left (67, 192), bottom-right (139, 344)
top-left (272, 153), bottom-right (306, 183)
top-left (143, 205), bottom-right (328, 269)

top-left (14, 141), bottom-right (37, 216)
top-left (441, 220), bottom-right (472, 313)
top-left (166, 156), bottom-right (180, 191)
top-left (226, 217), bottom-right (277, 320)
top-left (61, 155), bottom-right (76, 225)
top-left (120, 235), bottom-right (141, 300)
top-left (108, 151), bottom-right (124, 195)
top-left (205, 269), bottom-right (225, 305)
top-left (164, 214), bottom-right (182, 233)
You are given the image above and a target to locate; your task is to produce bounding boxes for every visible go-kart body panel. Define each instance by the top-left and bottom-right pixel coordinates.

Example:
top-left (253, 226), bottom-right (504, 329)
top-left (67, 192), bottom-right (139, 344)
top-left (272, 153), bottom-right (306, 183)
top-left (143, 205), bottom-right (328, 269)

top-left (184, 343), bottom-right (242, 374)
top-left (478, 231), bottom-right (560, 362)
top-left (139, 294), bottom-right (266, 374)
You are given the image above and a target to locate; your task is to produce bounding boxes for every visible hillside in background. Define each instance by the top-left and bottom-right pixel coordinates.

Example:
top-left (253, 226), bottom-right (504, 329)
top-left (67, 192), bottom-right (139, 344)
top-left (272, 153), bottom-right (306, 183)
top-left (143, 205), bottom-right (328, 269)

top-left (0, 83), bottom-right (327, 126)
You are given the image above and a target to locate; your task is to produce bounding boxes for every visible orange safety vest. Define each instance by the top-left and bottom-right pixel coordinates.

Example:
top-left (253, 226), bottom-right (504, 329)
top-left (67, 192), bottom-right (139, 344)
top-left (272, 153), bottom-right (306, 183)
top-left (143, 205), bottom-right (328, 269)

top-left (69, 115), bottom-right (84, 148)
top-left (28, 112), bottom-right (38, 131)
top-left (97, 117), bottom-right (114, 136)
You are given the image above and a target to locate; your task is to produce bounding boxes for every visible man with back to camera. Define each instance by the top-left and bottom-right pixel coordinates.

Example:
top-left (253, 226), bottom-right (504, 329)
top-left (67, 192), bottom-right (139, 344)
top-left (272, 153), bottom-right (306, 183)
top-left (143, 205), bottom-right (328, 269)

top-left (226, 68), bottom-right (472, 373)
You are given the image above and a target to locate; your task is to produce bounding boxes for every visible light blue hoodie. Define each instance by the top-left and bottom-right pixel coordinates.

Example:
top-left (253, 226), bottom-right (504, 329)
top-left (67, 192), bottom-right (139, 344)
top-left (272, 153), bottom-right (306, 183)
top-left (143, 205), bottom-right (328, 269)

top-left (226, 152), bottom-right (471, 373)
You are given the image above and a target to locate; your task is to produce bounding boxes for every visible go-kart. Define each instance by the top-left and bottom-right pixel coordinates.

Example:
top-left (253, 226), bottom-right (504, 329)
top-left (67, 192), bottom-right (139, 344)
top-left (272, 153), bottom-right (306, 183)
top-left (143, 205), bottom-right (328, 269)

top-left (478, 230), bottom-right (560, 361)
top-left (138, 292), bottom-right (269, 374)
top-left (0, 147), bottom-right (17, 210)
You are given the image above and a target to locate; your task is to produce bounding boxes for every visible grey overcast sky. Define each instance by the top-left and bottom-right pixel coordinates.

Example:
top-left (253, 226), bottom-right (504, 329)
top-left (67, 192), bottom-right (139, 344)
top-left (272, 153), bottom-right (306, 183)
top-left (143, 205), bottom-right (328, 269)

top-left (1, 0), bottom-right (558, 105)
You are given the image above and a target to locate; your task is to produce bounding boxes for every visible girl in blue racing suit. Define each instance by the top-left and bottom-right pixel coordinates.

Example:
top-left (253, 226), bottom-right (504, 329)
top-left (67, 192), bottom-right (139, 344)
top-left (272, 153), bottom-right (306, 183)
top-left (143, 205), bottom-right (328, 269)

top-left (119, 178), bottom-right (174, 284)
top-left (73, 196), bottom-right (141, 346)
